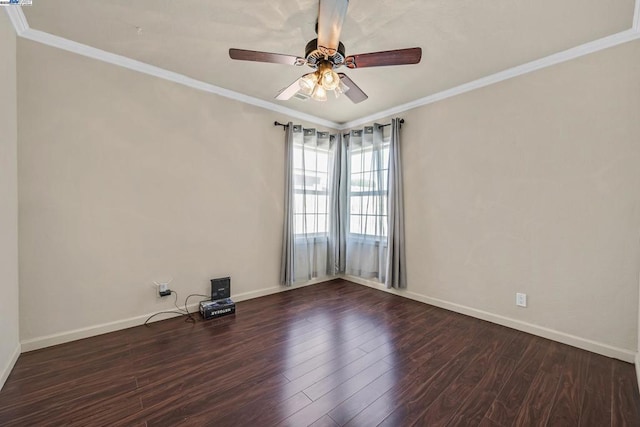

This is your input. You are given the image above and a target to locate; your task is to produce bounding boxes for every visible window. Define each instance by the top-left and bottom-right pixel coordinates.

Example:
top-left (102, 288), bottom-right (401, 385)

top-left (348, 135), bottom-right (390, 239)
top-left (292, 132), bottom-right (333, 236)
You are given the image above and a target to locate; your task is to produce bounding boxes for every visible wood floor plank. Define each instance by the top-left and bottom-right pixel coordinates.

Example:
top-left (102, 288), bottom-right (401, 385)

top-left (445, 355), bottom-right (517, 426)
top-left (213, 391), bottom-right (313, 427)
top-left (327, 369), bottom-right (399, 425)
top-left (0, 376), bottom-right (138, 426)
top-left (513, 342), bottom-right (568, 426)
top-left (483, 336), bottom-right (551, 425)
top-left (546, 347), bottom-right (590, 426)
top-left (612, 359), bottom-right (640, 426)
top-left (281, 360), bottom-right (393, 426)
top-left (412, 326), bottom-right (514, 426)
top-left (377, 336), bottom-right (484, 426)
top-left (0, 280), bottom-right (637, 426)
top-left (302, 349), bottom-right (393, 401)
top-left (347, 317), bottom-right (489, 426)
top-left (579, 353), bottom-right (612, 426)
top-left (310, 415), bottom-right (340, 427)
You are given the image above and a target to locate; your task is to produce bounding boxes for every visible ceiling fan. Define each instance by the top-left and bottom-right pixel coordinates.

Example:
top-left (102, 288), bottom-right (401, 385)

top-left (228, 0), bottom-right (422, 103)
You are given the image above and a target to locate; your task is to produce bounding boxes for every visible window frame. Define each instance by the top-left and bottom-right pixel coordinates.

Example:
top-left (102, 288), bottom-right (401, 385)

top-left (347, 136), bottom-right (390, 242)
top-left (292, 137), bottom-right (332, 238)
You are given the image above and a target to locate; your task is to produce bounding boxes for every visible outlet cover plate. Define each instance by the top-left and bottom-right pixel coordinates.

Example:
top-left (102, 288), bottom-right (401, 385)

top-left (516, 293), bottom-right (527, 307)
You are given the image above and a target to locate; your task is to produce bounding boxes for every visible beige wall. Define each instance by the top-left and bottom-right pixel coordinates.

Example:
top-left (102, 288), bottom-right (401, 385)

top-left (398, 39), bottom-right (640, 353)
top-left (17, 39), bottom-right (332, 343)
top-left (0, 11), bottom-right (19, 388)
top-left (14, 30), bottom-right (640, 356)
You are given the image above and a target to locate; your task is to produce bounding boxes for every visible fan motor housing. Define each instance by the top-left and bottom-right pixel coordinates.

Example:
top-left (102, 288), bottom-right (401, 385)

top-left (305, 38), bottom-right (345, 68)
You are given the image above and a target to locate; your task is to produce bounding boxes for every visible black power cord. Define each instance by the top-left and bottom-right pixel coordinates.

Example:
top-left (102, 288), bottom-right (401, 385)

top-left (144, 291), bottom-right (210, 326)
top-left (183, 294), bottom-right (210, 323)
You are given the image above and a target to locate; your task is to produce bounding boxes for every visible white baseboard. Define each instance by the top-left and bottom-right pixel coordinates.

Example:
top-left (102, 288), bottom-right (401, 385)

top-left (231, 276), bottom-right (333, 303)
top-left (20, 303), bottom-right (200, 352)
top-left (0, 342), bottom-right (21, 391)
top-left (20, 277), bottom-right (334, 353)
top-left (344, 275), bottom-right (636, 363)
top-left (19, 274), bottom-right (634, 364)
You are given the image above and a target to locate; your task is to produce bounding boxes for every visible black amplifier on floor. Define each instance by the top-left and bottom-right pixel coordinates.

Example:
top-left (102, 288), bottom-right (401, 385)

top-left (199, 298), bottom-right (236, 320)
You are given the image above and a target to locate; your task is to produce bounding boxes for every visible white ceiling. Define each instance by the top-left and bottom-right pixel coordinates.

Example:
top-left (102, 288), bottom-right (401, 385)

top-left (13, 0), bottom-right (640, 124)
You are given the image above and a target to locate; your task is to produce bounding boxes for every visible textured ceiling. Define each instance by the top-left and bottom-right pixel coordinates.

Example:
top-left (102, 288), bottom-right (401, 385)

top-left (23, 0), bottom-right (636, 124)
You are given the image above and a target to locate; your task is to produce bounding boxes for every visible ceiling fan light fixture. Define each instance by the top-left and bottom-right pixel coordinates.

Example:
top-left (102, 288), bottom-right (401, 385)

top-left (338, 78), bottom-right (349, 93)
top-left (334, 79), bottom-right (349, 98)
top-left (317, 62), bottom-right (340, 91)
top-left (299, 73), bottom-right (318, 95)
top-left (311, 84), bottom-right (327, 102)
top-left (321, 69), bottom-right (340, 91)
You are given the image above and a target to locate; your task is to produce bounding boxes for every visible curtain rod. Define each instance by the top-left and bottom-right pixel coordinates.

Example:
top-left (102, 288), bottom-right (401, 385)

top-left (378, 119), bottom-right (405, 128)
top-left (342, 119), bottom-right (405, 137)
top-left (274, 121), bottom-right (289, 130)
top-left (275, 118), bottom-right (404, 134)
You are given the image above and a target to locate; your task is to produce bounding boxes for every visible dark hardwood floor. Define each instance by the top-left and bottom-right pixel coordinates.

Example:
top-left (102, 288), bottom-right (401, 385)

top-left (1, 280), bottom-right (639, 426)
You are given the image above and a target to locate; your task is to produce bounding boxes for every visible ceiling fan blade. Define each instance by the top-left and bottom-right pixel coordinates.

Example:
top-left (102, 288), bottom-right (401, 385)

top-left (317, 0), bottom-right (349, 54)
top-left (344, 47), bottom-right (422, 69)
top-left (338, 73), bottom-right (367, 104)
top-left (275, 78), bottom-right (302, 101)
top-left (229, 48), bottom-right (306, 66)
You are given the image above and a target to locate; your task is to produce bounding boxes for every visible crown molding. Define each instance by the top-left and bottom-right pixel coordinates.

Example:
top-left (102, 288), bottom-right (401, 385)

top-left (341, 28), bottom-right (640, 129)
top-left (19, 28), bottom-right (341, 129)
top-left (5, 7), bottom-right (340, 130)
top-left (6, 2), bottom-right (640, 131)
top-left (3, 5), bottom-right (28, 35)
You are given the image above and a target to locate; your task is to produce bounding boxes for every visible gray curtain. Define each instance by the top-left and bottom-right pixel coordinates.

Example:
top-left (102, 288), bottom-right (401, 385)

top-left (328, 133), bottom-right (347, 275)
top-left (385, 118), bottom-right (407, 289)
top-left (280, 119), bottom-right (406, 288)
top-left (344, 125), bottom-right (388, 282)
top-left (280, 124), bottom-right (337, 286)
top-left (280, 122), bottom-right (295, 286)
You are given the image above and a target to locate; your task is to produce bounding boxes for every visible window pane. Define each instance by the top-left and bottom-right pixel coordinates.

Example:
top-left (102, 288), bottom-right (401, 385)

top-left (317, 195), bottom-right (328, 214)
top-left (364, 215), bottom-right (377, 236)
top-left (317, 214), bottom-right (328, 234)
top-left (303, 149), bottom-right (316, 171)
top-left (350, 172), bottom-right (365, 193)
top-left (351, 152), bottom-right (362, 173)
top-left (316, 172), bottom-right (328, 192)
top-left (362, 150), bottom-right (373, 170)
top-left (294, 193), bottom-right (304, 213)
top-left (350, 215), bottom-right (361, 234)
top-left (382, 147), bottom-right (390, 169)
top-left (362, 196), bottom-right (380, 215)
top-left (372, 172), bottom-right (383, 192)
top-left (352, 172), bottom-right (375, 192)
top-left (293, 139), bottom-right (332, 236)
top-left (294, 214), bottom-right (304, 234)
top-left (304, 196), bottom-right (316, 213)
top-left (347, 142), bottom-right (390, 239)
top-left (293, 147), bottom-right (303, 169)
top-left (350, 196), bottom-right (362, 215)
top-left (293, 172), bottom-right (305, 189)
top-left (305, 214), bottom-right (317, 233)
top-left (316, 152), bottom-right (329, 172)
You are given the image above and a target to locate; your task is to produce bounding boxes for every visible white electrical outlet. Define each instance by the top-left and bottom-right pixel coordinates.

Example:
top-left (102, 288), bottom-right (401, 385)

top-left (516, 293), bottom-right (527, 307)
top-left (153, 279), bottom-right (173, 297)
